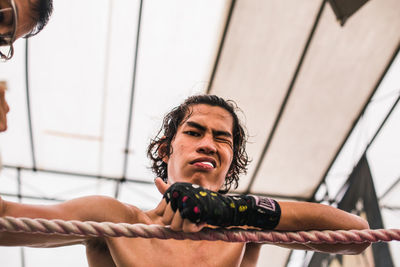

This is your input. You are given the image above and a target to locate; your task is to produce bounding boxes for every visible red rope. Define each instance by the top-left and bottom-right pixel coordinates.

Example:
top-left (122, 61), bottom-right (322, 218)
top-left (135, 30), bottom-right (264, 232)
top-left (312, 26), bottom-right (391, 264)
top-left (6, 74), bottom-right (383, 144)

top-left (1, 216), bottom-right (399, 244)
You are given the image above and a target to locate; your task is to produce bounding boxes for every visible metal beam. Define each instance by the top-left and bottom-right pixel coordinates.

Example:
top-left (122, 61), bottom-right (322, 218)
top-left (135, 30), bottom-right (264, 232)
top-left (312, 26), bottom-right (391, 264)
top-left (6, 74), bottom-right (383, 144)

top-left (206, 0), bottom-right (236, 94)
top-left (0, 192), bottom-right (65, 202)
top-left (246, 0), bottom-right (327, 194)
top-left (24, 39), bottom-right (37, 170)
top-left (116, 0), bottom-right (144, 198)
top-left (365, 92), bottom-right (400, 151)
top-left (2, 164), bottom-right (153, 185)
top-left (381, 205), bottom-right (400, 211)
top-left (16, 169), bottom-right (26, 267)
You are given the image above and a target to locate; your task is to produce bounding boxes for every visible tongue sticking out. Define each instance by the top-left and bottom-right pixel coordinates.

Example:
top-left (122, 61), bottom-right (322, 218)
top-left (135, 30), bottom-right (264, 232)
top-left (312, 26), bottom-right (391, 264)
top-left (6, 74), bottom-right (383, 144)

top-left (193, 162), bottom-right (214, 169)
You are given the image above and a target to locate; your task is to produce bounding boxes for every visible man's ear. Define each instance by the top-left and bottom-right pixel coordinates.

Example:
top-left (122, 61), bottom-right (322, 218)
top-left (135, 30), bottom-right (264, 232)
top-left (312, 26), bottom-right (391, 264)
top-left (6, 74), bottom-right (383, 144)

top-left (157, 137), bottom-right (169, 163)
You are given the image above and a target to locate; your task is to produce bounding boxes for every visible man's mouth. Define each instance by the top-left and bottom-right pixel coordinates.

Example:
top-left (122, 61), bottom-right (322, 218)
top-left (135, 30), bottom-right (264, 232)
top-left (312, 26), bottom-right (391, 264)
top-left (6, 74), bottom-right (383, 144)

top-left (190, 158), bottom-right (216, 169)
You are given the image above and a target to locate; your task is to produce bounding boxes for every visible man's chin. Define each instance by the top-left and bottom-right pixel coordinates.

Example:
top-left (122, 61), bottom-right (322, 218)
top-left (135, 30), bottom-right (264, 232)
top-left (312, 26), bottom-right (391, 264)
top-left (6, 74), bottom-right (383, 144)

top-left (169, 173), bottom-right (222, 191)
top-left (187, 178), bottom-right (222, 192)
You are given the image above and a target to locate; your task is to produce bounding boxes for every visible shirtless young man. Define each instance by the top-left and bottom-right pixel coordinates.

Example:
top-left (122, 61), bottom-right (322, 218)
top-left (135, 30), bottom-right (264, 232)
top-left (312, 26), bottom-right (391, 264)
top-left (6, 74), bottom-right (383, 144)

top-left (0, 0), bottom-right (53, 60)
top-left (0, 95), bottom-right (369, 266)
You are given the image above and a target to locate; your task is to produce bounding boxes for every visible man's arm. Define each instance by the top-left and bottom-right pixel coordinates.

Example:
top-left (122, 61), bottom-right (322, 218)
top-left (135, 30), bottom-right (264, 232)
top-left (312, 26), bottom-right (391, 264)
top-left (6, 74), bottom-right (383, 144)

top-left (155, 180), bottom-right (370, 254)
top-left (273, 201), bottom-right (370, 254)
top-left (0, 195), bottom-right (137, 248)
top-left (243, 201), bottom-right (370, 264)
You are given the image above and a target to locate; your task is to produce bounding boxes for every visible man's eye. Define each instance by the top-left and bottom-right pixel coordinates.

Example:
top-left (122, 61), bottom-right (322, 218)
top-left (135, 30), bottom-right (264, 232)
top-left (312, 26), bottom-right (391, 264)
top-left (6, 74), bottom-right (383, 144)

top-left (185, 131), bottom-right (200, 137)
top-left (217, 137), bottom-right (233, 147)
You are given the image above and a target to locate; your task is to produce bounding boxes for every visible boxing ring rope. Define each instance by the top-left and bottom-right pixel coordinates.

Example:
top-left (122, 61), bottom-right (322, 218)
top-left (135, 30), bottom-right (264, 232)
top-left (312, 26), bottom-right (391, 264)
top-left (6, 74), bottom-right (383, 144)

top-left (1, 217), bottom-right (399, 244)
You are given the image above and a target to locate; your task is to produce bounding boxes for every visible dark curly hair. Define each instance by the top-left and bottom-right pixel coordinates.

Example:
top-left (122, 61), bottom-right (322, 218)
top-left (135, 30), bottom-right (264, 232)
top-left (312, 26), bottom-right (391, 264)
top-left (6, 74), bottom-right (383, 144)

top-left (147, 95), bottom-right (249, 193)
top-left (25, 0), bottom-right (54, 38)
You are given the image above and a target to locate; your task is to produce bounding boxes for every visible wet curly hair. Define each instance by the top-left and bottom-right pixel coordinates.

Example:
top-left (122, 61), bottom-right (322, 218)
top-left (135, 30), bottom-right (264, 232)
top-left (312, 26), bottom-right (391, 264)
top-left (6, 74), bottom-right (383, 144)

top-left (25, 0), bottom-right (54, 38)
top-left (147, 95), bottom-right (249, 193)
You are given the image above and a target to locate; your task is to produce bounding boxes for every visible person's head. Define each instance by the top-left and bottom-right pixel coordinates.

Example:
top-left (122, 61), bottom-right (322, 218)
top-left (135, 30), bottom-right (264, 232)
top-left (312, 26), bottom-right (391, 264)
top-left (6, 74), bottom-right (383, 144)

top-left (0, 0), bottom-right (53, 60)
top-left (0, 82), bottom-right (10, 131)
top-left (148, 95), bottom-right (249, 193)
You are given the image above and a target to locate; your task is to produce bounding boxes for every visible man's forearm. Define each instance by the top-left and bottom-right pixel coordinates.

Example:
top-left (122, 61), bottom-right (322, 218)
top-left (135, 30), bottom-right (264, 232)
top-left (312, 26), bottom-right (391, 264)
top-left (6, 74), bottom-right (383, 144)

top-left (276, 201), bottom-right (369, 231)
top-left (275, 201), bottom-right (370, 254)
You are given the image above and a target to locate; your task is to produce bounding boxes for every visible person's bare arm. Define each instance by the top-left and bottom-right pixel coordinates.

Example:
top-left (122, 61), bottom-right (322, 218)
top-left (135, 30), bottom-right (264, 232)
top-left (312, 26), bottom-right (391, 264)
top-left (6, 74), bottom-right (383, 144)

top-left (155, 180), bottom-right (369, 255)
top-left (274, 201), bottom-right (370, 254)
top-left (0, 195), bottom-right (137, 248)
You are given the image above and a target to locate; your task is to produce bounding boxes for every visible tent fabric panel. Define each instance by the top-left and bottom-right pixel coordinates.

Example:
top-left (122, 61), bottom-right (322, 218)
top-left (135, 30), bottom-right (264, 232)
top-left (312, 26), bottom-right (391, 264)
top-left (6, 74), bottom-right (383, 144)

top-left (0, 41), bottom-right (35, 167)
top-left (125, 0), bottom-right (231, 180)
top-left (382, 209), bottom-right (400, 266)
top-left (26, 0), bottom-right (137, 178)
top-left (251, 0), bottom-right (400, 197)
top-left (257, 245), bottom-right (291, 267)
top-left (0, 168), bottom-right (19, 195)
top-left (24, 245), bottom-right (87, 267)
top-left (209, 0), bottom-right (322, 192)
top-left (367, 100), bottom-right (400, 200)
top-left (19, 171), bottom-right (116, 200)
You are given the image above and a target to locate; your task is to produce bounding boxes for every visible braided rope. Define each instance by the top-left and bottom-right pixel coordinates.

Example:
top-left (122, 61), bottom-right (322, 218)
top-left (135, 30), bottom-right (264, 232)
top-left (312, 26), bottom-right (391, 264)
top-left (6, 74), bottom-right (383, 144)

top-left (0, 216), bottom-right (399, 244)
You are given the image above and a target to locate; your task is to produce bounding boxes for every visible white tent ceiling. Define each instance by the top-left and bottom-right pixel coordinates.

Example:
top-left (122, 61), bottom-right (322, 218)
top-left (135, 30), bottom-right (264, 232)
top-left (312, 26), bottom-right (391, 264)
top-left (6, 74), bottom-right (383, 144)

top-left (0, 0), bottom-right (399, 266)
top-left (210, 0), bottom-right (400, 198)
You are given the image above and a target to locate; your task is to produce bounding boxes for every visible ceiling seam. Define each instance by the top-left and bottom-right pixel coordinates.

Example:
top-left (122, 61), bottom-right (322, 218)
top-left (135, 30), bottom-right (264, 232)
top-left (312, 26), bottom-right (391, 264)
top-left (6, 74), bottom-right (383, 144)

top-left (310, 41), bottom-right (400, 201)
top-left (244, 0), bottom-right (328, 194)
top-left (97, 0), bottom-right (114, 178)
top-left (17, 168), bottom-right (29, 267)
top-left (0, 191), bottom-right (66, 202)
top-left (379, 175), bottom-right (400, 201)
top-left (116, 0), bottom-right (144, 198)
top-left (206, 0), bottom-right (236, 94)
top-left (364, 90), bottom-right (400, 152)
top-left (24, 39), bottom-right (37, 171)
top-left (3, 164), bottom-right (153, 185)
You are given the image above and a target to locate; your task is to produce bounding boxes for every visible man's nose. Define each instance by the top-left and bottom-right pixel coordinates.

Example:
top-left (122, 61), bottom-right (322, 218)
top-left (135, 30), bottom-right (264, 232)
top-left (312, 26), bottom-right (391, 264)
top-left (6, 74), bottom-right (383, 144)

top-left (196, 135), bottom-right (217, 154)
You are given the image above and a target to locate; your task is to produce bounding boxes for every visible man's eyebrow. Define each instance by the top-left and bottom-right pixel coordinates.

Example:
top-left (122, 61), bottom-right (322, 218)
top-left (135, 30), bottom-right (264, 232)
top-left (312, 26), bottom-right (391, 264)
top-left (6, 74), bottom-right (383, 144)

top-left (186, 121), bottom-right (206, 131)
top-left (214, 130), bottom-right (232, 138)
top-left (186, 121), bottom-right (232, 138)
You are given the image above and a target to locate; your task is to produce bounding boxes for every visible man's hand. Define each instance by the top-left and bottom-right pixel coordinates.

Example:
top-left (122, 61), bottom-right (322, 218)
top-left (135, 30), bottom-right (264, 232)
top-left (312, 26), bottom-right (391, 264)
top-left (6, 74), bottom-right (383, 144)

top-left (162, 182), bottom-right (281, 230)
top-left (154, 178), bottom-right (206, 233)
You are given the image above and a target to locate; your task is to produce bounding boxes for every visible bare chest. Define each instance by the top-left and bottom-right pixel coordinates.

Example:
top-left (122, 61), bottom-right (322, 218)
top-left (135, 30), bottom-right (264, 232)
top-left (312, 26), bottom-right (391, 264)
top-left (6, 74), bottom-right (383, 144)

top-left (97, 238), bottom-right (246, 267)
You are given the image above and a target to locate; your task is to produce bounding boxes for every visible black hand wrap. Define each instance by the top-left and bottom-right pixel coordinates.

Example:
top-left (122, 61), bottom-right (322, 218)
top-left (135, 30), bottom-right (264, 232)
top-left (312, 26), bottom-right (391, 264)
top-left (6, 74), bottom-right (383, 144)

top-left (163, 182), bottom-right (281, 230)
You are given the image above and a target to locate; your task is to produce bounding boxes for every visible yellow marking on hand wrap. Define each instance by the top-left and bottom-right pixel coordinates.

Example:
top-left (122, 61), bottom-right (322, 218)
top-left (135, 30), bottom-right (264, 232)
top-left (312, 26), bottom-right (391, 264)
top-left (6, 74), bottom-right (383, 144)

top-left (239, 206), bottom-right (248, 212)
top-left (199, 191), bottom-right (207, 197)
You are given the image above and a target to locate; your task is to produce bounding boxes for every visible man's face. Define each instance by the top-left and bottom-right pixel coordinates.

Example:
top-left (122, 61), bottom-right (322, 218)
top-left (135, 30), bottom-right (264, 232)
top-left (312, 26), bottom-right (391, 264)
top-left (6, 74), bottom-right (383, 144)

top-left (163, 104), bottom-right (234, 192)
top-left (0, 82), bottom-right (10, 132)
top-left (0, 0), bottom-right (38, 42)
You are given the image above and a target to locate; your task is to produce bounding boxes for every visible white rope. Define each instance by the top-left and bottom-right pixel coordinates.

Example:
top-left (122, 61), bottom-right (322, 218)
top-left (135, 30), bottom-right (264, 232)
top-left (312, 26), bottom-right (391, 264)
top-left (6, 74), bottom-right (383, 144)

top-left (1, 217), bottom-right (399, 244)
